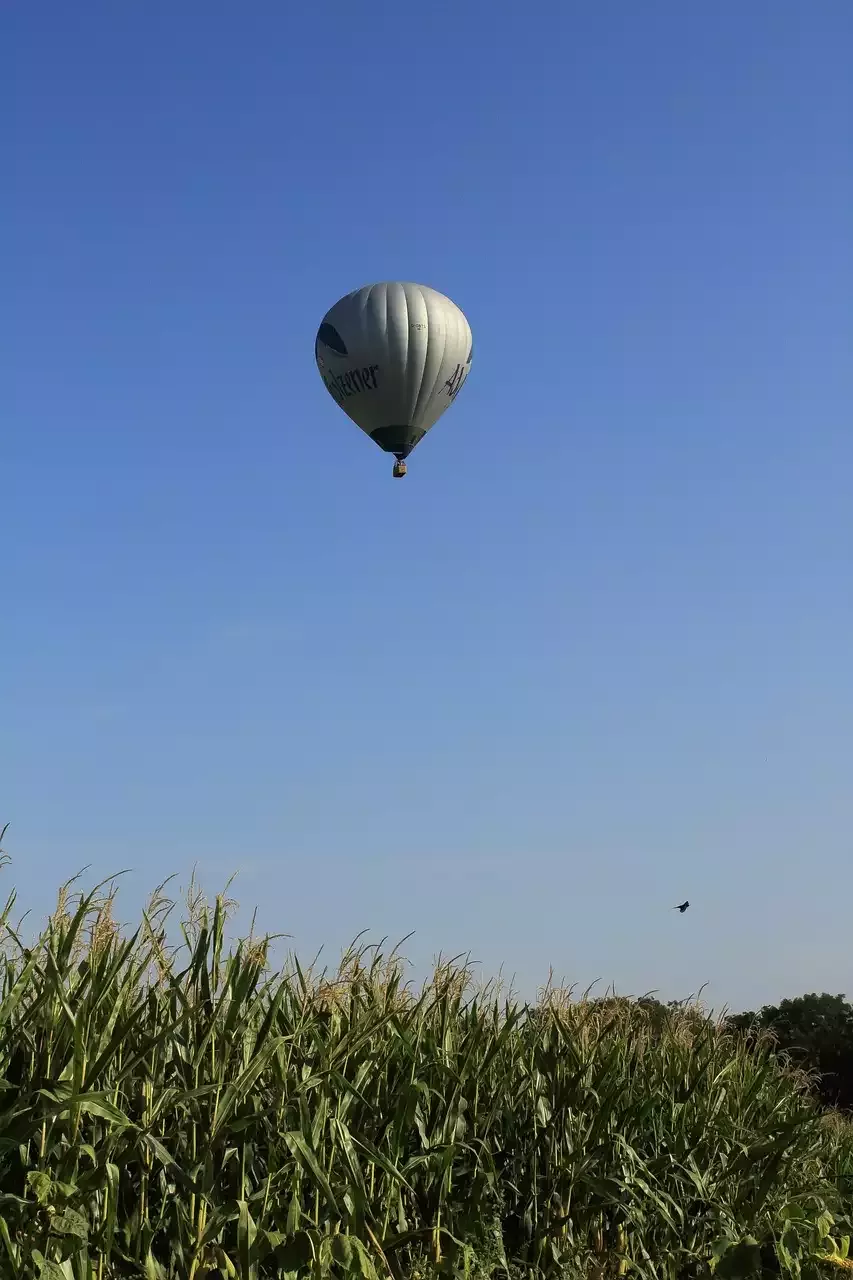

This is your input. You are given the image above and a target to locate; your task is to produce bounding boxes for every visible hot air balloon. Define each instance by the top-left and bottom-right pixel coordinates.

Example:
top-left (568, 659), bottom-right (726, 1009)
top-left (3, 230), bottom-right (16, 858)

top-left (314, 281), bottom-right (473, 477)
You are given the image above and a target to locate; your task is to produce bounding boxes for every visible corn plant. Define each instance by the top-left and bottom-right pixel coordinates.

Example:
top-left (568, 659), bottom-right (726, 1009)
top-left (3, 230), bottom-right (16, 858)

top-left (0, 869), bottom-right (848, 1279)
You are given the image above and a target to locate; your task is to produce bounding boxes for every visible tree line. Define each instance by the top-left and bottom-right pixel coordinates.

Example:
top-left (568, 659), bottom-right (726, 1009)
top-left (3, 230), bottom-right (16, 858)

top-left (629, 992), bottom-right (853, 1112)
top-left (725, 991), bottom-right (853, 1112)
top-left (636, 991), bottom-right (853, 1112)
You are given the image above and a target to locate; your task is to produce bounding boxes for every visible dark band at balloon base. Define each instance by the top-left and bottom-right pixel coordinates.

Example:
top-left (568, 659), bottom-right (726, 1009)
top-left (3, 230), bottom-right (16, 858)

top-left (370, 426), bottom-right (426, 459)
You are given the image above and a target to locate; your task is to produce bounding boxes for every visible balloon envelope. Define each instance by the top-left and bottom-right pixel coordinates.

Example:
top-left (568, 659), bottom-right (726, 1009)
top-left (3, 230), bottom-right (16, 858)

top-left (314, 281), bottom-right (473, 460)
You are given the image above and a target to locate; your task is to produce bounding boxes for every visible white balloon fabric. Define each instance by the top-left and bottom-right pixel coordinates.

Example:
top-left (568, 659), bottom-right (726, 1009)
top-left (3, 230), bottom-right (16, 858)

top-left (314, 281), bottom-right (473, 462)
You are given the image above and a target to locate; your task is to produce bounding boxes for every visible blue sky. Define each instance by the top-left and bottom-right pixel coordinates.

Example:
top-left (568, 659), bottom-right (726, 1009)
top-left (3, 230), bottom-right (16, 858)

top-left (4, 0), bottom-right (851, 1011)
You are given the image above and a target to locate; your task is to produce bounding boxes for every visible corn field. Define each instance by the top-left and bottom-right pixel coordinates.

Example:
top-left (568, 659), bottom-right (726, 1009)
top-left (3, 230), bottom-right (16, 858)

top-left (0, 867), bottom-right (850, 1280)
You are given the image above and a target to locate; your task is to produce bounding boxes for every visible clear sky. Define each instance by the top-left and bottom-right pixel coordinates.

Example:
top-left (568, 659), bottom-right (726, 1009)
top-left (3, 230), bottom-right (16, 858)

top-left (4, 1), bottom-right (852, 1011)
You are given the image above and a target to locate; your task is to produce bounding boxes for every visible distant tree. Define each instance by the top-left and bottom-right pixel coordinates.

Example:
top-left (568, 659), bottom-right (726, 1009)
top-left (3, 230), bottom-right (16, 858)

top-left (728, 992), bottom-right (853, 1111)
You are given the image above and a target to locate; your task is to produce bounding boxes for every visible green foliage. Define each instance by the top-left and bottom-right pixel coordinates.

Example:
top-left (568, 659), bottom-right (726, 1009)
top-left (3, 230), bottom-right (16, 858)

top-left (729, 995), bottom-right (853, 1112)
top-left (0, 867), bottom-right (848, 1278)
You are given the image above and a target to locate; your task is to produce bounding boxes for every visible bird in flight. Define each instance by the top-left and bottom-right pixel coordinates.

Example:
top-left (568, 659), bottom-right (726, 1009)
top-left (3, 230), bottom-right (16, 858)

top-left (673, 900), bottom-right (689, 913)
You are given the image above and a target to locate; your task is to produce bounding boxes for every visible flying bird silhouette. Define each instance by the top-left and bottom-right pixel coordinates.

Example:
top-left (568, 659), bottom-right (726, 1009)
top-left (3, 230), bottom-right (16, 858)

top-left (673, 900), bottom-right (689, 913)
